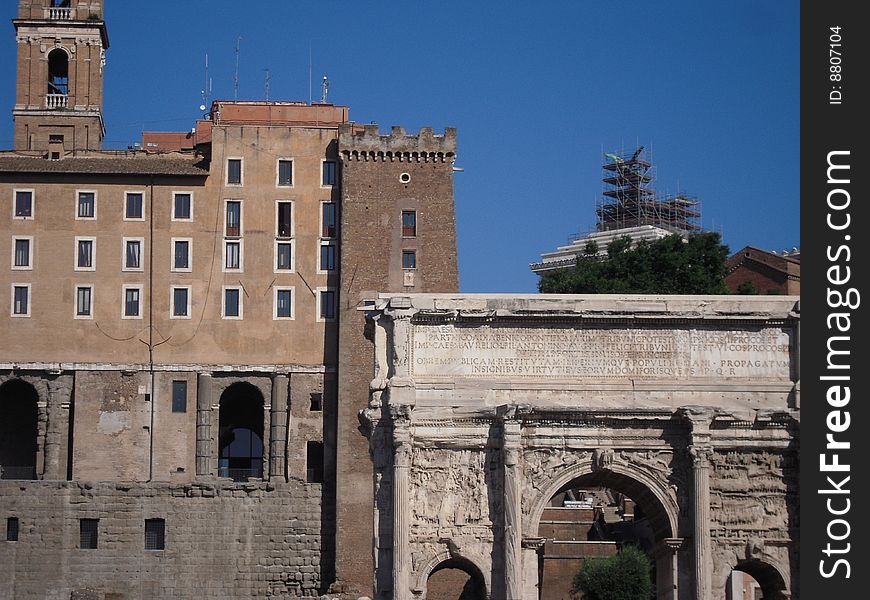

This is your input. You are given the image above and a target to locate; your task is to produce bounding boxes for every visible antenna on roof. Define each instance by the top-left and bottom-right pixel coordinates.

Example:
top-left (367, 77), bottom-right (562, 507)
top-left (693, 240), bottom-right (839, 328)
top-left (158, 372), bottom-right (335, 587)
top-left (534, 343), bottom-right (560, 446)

top-left (233, 35), bottom-right (242, 101)
top-left (264, 68), bottom-right (271, 101)
top-left (320, 74), bottom-right (330, 104)
top-left (200, 53), bottom-right (210, 114)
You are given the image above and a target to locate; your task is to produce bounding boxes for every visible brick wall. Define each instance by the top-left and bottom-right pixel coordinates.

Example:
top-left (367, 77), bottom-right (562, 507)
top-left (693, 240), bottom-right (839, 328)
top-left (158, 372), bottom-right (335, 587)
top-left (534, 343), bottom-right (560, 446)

top-left (334, 125), bottom-right (459, 596)
top-left (0, 480), bottom-right (324, 599)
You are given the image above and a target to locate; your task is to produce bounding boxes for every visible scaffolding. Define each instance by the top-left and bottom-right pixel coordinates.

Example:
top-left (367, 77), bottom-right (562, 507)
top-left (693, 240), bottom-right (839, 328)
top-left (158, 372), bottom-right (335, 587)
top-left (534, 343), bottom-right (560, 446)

top-left (596, 146), bottom-right (701, 234)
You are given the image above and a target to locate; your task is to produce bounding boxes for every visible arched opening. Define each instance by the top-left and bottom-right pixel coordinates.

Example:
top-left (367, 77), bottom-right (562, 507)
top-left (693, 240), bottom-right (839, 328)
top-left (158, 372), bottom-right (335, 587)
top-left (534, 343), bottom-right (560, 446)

top-left (727, 560), bottom-right (788, 600)
top-left (52, 0), bottom-right (71, 7)
top-left (536, 470), bottom-right (674, 600)
top-left (0, 380), bottom-right (39, 480)
top-left (47, 49), bottom-right (69, 96)
top-left (218, 382), bottom-right (264, 482)
top-left (426, 557), bottom-right (487, 600)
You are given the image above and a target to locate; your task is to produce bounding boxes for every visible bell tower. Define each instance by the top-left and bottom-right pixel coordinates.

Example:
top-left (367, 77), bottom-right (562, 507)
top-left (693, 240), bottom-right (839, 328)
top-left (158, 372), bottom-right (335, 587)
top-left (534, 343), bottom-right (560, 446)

top-left (12, 1), bottom-right (109, 153)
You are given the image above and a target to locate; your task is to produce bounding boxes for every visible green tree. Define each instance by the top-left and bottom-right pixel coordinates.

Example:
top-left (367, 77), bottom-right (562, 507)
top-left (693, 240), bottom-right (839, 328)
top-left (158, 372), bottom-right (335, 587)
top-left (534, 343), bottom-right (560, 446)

top-left (573, 545), bottom-right (653, 600)
top-left (539, 232), bottom-right (730, 295)
top-left (736, 281), bottom-right (758, 295)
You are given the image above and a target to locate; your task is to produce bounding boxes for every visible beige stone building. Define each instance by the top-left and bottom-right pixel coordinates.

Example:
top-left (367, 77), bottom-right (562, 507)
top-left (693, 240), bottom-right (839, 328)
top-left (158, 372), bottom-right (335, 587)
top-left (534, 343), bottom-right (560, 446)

top-left (0, 2), bottom-right (459, 598)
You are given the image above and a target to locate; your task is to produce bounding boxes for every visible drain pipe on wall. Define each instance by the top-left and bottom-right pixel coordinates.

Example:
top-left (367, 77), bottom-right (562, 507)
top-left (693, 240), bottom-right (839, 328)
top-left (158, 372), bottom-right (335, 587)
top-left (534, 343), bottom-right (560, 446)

top-left (146, 176), bottom-right (156, 482)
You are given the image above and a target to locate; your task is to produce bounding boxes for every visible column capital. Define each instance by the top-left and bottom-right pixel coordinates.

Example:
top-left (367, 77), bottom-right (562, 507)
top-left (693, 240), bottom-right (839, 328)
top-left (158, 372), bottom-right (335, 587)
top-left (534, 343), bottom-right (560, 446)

top-left (689, 445), bottom-right (713, 468)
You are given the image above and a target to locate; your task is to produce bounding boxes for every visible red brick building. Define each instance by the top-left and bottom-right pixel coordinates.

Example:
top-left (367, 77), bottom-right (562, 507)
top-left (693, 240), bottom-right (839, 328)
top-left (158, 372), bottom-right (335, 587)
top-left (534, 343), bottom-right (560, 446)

top-left (725, 246), bottom-right (800, 295)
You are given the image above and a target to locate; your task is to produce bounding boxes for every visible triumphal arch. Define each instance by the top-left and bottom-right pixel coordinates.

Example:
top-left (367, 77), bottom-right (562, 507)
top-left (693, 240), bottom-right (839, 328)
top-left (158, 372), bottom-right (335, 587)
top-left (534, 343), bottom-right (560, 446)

top-left (359, 294), bottom-right (799, 600)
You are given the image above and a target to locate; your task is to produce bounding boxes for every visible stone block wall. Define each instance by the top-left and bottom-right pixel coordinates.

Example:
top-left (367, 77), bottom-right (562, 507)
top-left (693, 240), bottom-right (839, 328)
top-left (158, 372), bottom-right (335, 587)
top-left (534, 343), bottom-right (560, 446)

top-left (0, 480), bottom-right (324, 599)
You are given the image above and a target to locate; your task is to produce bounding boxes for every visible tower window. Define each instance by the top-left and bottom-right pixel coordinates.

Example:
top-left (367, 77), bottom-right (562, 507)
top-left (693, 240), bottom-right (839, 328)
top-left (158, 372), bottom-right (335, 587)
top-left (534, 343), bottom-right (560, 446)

top-left (6, 517), bottom-right (19, 542)
top-left (171, 381), bottom-right (187, 413)
top-left (402, 210), bottom-right (417, 237)
top-left (402, 250), bottom-right (417, 269)
top-left (47, 49), bottom-right (69, 96)
top-left (307, 441), bottom-right (324, 483)
top-left (144, 519), bottom-right (165, 550)
top-left (227, 159), bottom-right (242, 185)
top-left (79, 519), bottom-right (98, 549)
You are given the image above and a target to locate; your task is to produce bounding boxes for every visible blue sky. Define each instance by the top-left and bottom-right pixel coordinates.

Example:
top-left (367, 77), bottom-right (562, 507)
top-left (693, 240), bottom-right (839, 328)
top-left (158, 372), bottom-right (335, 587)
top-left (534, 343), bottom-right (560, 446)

top-left (0, 1), bottom-right (799, 293)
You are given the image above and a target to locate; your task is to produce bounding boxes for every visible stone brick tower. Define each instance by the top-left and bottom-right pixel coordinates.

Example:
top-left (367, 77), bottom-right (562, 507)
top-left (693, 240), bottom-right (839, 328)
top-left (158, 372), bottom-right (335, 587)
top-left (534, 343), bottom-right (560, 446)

top-left (335, 125), bottom-right (459, 597)
top-left (12, 0), bottom-right (108, 152)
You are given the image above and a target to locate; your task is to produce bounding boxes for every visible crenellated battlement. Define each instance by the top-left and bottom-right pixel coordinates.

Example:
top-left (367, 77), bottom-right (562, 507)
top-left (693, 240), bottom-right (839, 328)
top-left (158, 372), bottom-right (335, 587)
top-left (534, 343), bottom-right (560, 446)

top-left (339, 123), bottom-right (456, 162)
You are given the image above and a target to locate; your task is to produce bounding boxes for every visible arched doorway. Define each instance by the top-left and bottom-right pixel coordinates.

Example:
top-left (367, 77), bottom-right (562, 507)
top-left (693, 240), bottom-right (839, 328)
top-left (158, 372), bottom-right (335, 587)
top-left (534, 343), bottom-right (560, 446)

top-left (0, 379), bottom-right (39, 480)
top-left (218, 382), bottom-right (264, 481)
top-left (426, 557), bottom-right (487, 600)
top-left (534, 468), bottom-right (677, 600)
top-left (727, 560), bottom-right (788, 600)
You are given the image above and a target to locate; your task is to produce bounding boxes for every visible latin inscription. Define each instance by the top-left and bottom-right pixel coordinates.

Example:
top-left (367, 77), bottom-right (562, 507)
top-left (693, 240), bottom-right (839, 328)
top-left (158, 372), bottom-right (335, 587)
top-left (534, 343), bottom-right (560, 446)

top-left (411, 325), bottom-right (792, 379)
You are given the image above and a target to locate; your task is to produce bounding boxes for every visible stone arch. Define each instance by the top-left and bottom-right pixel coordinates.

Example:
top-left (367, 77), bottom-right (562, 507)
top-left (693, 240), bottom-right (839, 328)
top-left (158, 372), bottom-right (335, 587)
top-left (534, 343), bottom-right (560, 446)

top-left (526, 456), bottom-right (679, 541)
top-left (414, 550), bottom-right (489, 600)
top-left (47, 47), bottom-right (70, 95)
top-left (218, 381), bottom-right (265, 481)
top-left (0, 378), bottom-right (40, 480)
top-left (730, 558), bottom-right (790, 599)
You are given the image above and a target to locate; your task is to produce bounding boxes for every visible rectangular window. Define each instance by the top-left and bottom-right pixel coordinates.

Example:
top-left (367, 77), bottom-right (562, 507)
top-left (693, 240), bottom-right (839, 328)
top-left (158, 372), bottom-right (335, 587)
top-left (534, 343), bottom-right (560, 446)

top-left (172, 239), bottom-right (190, 271)
top-left (79, 518), bottom-right (98, 550)
top-left (227, 158), bottom-right (242, 185)
top-left (277, 202), bottom-right (292, 238)
top-left (309, 393), bottom-right (323, 412)
top-left (124, 239), bottom-right (142, 271)
top-left (275, 241), bottom-right (293, 271)
top-left (125, 192), bottom-right (143, 220)
top-left (172, 287), bottom-right (189, 318)
top-left (76, 238), bottom-right (94, 270)
top-left (14, 190), bottom-right (33, 218)
top-left (322, 160), bottom-right (336, 186)
top-left (224, 241), bottom-right (241, 270)
top-left (173, 193), bottom-right (192, 220)
top-left (171, 381), bottom-right (187, 413)
top-left (306, 441), bottom-right (324, 483)
top-left (319, 242), bottom-right (336, 272)
top-left (275, 288), bottom-right (293, 319)
top-left (6, 517), bottom-right (18, 542)
top-left (223, 287), bottom-right (241, 319)
top-left (319, 289), bottom-right (336, 321)
top-left (13, 238), bottom-right (31, 269)
top-left (321, 202), bottom-right (337, 238)
top-left (124, 287), bottom-right (141, 318)
top-left (76, 286), bottom-right (92, 318)
top-left (402, 250), bottom-right (416, 269)
top-left (144, 518), bottom-right (165, 551)
top-left (402, 210), bottom-right (417, 237)
top-left (277, 159), bottom-right (293, 186)
top-left (225, 201), bottom-right (241, 237)
top-left (12, 285), bottom-right (30, 317)
top-left (77, 191), bottom-right (95, 219)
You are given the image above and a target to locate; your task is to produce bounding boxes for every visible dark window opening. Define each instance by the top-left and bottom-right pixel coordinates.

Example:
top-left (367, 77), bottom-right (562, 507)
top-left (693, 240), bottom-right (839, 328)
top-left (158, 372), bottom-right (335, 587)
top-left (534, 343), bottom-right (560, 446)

top-left (225, 241), bottom-right (241, 270)
top-left (219, 383), bottom-right (264, 481)
top-left (77, 240), bottom-right (93, 268)
top-left (79, 518), bottom-right (98, 549)
top-left (174, 194), bottom-right (191, 219)
top-left (47, 49), bottom-right (69, 96)
top-left (278, 160), bottom-right (293, 186)
top-left (126, 193), bottom-right (143, 219)
top-left (227, 159), bottom-right (242, 185)
top-left (172, 288), bottom-right (188, 317)
top-left (276, 289), bottom-right (292, 318)
top-left (306, 441), bottom-right (324, 483)
top-left (12, 286), bottom-right (29, 316)
top-left (171, 381), bottom-right (187, 413)
top-left (320, 243), bottom-right (336, 271)
top-left (402, 210), bottom-right (417, 237)
top-left (320, 290), bottom-right (335, 320)
top-left (14, 239), bottom-right (30, 267)
top-left (125, 240), bottom-right (141, 269)
top-left (49, 134), bottom-right (64, 144)
top-left (77, 193), bottom-right (95, 218)
top-left (322, 161), bottom-right (336, 186)
top-left (0, 380), bottom-right (38, 480)
top-left (224, 288), bottom-right (240, 318)
top-left (124, 288), bottom-right (140, 317)
top-left (225, 201), bottom-right (241, 236)
top-left (144, 518), bottom-right (165, 550)
top-left (276, 242), bottom-right (292, 270)
top-left (50, 152), bottom-right (61, 161)
top-left (322, 202), bottom-right (337, 238)
top-left (277, 202), bottom-right (292, 238)
top-left (402, 250), bottom-right (416, 269)
top-left (52, 1), bottom-right (71, 7)
top-left (174, 240), bottom-right (189, 270)
top-left (76, 286), bottom-right (92, 317)
top-left (6, 517), bottom-right (19, 542)
top-left (15, 191), bottom-right (33, 218)
top-left (309, 393), bottom-right (323, 412)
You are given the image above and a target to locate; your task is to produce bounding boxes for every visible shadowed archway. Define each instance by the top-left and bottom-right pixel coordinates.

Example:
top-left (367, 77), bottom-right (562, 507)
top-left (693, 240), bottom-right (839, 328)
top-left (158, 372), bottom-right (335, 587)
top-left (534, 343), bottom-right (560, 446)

top-left (0, 379), bottom-right (39, 480)
top-left (426, 557), bottom-right (487, 600)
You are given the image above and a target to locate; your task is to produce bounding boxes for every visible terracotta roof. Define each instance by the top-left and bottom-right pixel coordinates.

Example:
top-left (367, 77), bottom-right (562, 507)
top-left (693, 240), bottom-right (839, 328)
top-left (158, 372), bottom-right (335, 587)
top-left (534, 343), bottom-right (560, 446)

top-left (726, 246), bottom-right (800, 277)
top-left (0, 155), bottom-right (209, 177)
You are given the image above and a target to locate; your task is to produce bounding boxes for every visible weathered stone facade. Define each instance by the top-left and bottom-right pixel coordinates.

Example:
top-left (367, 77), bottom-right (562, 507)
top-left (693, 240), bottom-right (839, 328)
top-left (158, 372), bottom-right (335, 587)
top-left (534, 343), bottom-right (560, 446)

top-left (361, 294), bottom-right (799, 600)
